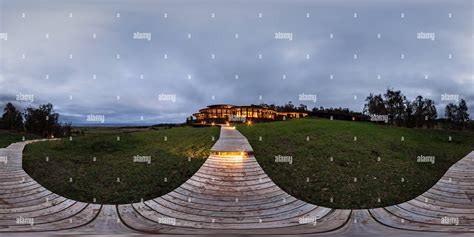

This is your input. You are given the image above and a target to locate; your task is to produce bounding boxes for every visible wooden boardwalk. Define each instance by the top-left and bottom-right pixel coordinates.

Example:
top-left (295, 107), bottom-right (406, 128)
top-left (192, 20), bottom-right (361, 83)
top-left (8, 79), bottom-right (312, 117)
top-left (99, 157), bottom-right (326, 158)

top-left (369, 151), bottom-right (474, 233)
top-left (0, 127), bottom-right (472, 235)
top-left (117, 126), bottom-right (351, 234)
top-left (0, 140), bottom-right (134, 234)
top-left (210, 126), bottom-right (254, 156)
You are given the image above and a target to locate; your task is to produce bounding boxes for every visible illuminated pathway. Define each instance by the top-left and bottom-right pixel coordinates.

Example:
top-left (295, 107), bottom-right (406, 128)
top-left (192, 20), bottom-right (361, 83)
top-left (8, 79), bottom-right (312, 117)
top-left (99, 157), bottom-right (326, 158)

top-left (118, 126), bottom-right (351, 234)
top-left (0, 126), bottom-right (473, 235)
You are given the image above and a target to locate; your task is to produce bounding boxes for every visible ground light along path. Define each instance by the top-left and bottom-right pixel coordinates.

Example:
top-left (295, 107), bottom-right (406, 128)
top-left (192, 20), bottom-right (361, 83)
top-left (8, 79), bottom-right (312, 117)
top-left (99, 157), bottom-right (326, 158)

top-left (0, 126), bottom-right (472, 235)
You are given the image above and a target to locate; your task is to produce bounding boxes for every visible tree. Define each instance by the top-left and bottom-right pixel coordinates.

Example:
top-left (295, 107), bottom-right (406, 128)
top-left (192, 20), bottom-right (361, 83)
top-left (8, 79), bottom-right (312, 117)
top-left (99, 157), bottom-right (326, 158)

top-left (407, 96), bottom-right (437, 128)
top-left (412, 96), bottom-right (425, 127)
top-left (1, 103), bottom-right (24, 131)
top-left (445, 103), bottom-right (457, 122)
top-left (458, 99), bottom-right (470, 123)
top-left (423, 99), bottom-right (437, 128)
top-left (404, 100), bottom-right (414, 127)
top-left (24, 103), bottom-right (61, 137)
top-left (444, 99), bottom-right (469, 129)
top-left (364, 93), bottom-right (387, 116)
top-left (384, 89), bottom-right (406, 125)
top-left (278, 101), bottom-right (295, 112)
top-left (267, 104), bottom-right (276, 111)
top-left (297, 104), bottom-right (308, 112)
top-left (257, 103), bottom-right (277, 111)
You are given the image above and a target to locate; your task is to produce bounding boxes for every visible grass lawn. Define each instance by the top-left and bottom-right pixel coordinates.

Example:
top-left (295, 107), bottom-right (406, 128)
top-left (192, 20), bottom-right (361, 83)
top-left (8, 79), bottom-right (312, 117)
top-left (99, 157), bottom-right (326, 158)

top-left (0, 130), bottom-right (41, 148)
top-left (237, 118), bottom-right (474, 209)
top-left (23, 126), bottom-right (219, 204)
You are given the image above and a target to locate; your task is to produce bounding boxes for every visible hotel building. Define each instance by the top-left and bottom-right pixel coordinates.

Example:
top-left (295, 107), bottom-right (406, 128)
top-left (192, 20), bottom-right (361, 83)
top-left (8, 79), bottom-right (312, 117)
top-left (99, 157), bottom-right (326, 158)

top-left (191, 104), bottom-right (308, 124)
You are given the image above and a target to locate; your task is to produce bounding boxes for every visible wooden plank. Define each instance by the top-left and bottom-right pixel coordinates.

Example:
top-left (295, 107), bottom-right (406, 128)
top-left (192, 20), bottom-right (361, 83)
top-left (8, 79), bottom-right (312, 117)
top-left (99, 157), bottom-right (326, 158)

top-left (0, 196), bottom-right (67, 214)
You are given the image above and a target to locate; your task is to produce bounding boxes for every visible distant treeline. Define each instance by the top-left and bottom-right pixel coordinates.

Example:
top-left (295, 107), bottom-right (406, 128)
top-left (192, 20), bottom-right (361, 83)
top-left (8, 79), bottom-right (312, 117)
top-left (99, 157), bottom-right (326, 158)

top-left (253, 102), bottom-right (310, 113)
top-left (256, 102), bottom-right (366, 121)
top-left (364, 88), bottom-right (470, 129)
top-left (257, 88), bottom-right (471, 130)
top-left (0, 102), bottom-right (71, 137)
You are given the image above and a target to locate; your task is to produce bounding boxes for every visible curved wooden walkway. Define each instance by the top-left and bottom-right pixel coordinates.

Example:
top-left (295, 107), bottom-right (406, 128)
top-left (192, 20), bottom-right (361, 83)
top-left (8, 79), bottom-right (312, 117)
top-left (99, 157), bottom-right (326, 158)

top-left (0, 140), bottom-right (133, 234)
top-left (0, 126), bottom-right (472, 235)
top-left (369, 150), bottom-right (474, 233)
top-left (117, 126), bottom-right (351, 234)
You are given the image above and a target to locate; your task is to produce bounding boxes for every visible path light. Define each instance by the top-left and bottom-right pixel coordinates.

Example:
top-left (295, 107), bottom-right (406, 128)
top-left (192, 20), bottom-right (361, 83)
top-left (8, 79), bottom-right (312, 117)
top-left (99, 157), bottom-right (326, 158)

top-left (211, 122), bottom-right (215, 126)
top-left (210, 125), bottom-right (252, 164)
top-left (211, 150), bottom-right (246, 164)
top-left (214, 151), bottom-right (245, 157)
top-left (247, 120), bottom-right (252, 126)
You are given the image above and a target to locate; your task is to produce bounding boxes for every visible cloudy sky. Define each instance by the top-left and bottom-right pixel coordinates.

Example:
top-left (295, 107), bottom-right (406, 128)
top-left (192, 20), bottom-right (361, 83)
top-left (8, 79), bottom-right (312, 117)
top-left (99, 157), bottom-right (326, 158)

top-left (0, 0), bottom-right (472, 125)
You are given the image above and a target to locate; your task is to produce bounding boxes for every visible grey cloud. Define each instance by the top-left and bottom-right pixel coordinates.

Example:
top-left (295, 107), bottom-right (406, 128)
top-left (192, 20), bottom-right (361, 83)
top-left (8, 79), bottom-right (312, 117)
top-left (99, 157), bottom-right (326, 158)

top-left (0, 0), bottom-right (472, 124)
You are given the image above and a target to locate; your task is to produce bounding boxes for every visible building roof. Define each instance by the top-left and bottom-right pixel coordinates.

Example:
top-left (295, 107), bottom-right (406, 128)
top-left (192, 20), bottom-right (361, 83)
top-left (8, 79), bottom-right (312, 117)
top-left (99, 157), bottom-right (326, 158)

top-left (207, 104), bottom-right (235, 108)
top-left (195, 104), bottom-right (308, 115)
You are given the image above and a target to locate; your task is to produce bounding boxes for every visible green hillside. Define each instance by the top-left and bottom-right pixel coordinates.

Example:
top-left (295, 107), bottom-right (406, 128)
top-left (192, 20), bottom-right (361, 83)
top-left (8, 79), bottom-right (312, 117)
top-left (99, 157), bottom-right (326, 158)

top-left (23, 126), bottom-right (219, 204)
top-left (237, 118), bottom-right (474, 208)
